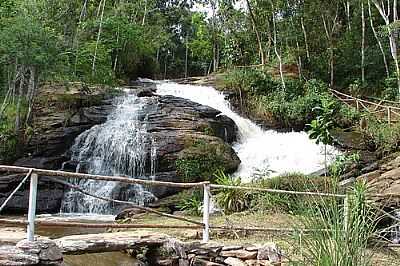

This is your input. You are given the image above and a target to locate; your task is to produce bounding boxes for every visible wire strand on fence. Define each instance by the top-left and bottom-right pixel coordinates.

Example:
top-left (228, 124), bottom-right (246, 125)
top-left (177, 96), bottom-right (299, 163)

top-left (210, 184), bottom-right (346, 198)
top-left (0, 169), bottom-right (33, 213)
top-left (48, 177), bottom-right (204, 226)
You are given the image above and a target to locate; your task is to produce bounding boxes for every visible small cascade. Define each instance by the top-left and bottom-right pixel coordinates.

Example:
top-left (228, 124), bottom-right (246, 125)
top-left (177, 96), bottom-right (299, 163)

top-left (156, 82), bottom-right (339, 180)
top-left (150, 137), bottom-right (158, 181)
top-left (61, 93), bottom-right (155, 214)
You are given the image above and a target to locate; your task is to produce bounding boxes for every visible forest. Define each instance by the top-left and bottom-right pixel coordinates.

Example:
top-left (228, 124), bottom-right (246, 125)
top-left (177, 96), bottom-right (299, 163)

top-left (1, 0), bottom-right (400, 144)
top-left (3, 1), bottom-right (400, 266)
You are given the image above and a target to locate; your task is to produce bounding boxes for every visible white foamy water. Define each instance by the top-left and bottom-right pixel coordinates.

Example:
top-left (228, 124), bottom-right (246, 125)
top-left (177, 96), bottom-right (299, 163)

top-left (156, 82), bottom-right (339, 180)
top-left (61, 94), bottom-right (155, 214)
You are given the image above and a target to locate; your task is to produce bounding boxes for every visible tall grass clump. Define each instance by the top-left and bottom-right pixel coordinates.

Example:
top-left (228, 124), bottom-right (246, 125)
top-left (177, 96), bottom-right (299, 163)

top-left (293, 181), bottom-right (375, 266)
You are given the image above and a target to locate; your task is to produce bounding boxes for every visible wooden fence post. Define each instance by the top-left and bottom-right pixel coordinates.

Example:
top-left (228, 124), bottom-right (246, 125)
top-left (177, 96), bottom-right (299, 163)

top-left (388, 107), bottom-right (392, 125)
top-left (356, 100), bottom-right (359, 111)
top-left (202, 182), bottom-right (211, 243)
top-left (27, 173), bottom-right (38, 242)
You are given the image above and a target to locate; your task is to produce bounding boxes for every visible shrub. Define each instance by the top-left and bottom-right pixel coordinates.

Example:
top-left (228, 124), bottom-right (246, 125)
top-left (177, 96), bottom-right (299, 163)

top-left (0, 101), bottom-right (26, 163)
top-left (223, 69), bottom-right (279, 95)
top-left (177, 190), bottom-right (203, 216)
top-left (214, 170), bottom-right (251, 214)
top-left (336, 105), bottom-right (361, 128)
top-left (363, 118), bottom-right (400, 155)
top-left (175, 139), bottom-right (229, 182)
top-left (250, 173), bottom-right (333, 214)
top-left (329, 153), bottom-right (360, 177)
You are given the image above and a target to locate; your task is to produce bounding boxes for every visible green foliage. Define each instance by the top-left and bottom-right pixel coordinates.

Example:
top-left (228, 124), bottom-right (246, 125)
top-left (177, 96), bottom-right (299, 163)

top-left (214, 170), bottom-right (251, 214)
top-left (363, 118), bottom-right (400, 156)
top-left (223, 69), bottom-right (278, 95)
top-left (329, 153), bottom-right (360, 177)
top-left (0, 101), bottom-right (27, 162)
top-left (177, 190), bottom-right (203, 216)
top-left (250, 173), bottom-right (332, 214)
top-left (175, 139), bottom-right (228, 182)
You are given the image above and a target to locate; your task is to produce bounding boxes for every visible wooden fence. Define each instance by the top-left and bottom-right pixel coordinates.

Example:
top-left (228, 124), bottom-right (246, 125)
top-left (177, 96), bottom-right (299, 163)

top-left (0, 165), bottom-right (398, 244)
top-left (330, 89), bottom-right (400, 124)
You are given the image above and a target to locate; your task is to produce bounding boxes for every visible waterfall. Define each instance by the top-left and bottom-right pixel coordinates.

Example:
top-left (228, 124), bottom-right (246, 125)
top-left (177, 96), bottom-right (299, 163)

top-left (61, 93), bottom-right (155, 214)
top-left (156, 82), bottom-right (339, 180)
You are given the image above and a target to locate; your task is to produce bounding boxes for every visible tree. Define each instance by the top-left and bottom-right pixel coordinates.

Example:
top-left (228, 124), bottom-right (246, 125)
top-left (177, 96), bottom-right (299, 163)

top-left (307, 98), bottom-right (336, 176)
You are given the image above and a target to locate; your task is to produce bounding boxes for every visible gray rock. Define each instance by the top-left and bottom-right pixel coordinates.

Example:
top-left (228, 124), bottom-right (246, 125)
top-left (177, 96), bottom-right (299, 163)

top-left (257, 243), bottom-right (281, 263)
top-left (224, 257), bottom-right (247, 266)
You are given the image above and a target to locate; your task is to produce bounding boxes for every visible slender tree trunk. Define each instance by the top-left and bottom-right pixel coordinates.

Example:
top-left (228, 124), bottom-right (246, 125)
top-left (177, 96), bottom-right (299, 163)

top-left (324, 145), bottom-right (327, 177)
top-left (113, 26), bottom-right (120, 72)
top-left (25, 66), bottom-right (36, 126)
top-left (346, 1), bottom-right (351, 31)
top-left (246, 0), bottom-right (265, 65)
top-left (368, 0), bottom-right (389, 78)
top-left (164, 53), bottom-right (168, 79)
top-left (185, 35), bottom-right (188, 78)
top-left (92, 0), bottom-right (106, 76)
top-left (271, 3), bottom-right (285, 89)
top-left (142, 0), bottom-right (148, 25)
top-left (300, 17), bottom-right (310, 61)
top-left (373, 0), bottom-right (400, 94)
top-left (361, 1), bottom-right (366, 84)
top-left (15, 66), bottom-right (25, 134)
top-left (322, 8), bottom-right (339, 88)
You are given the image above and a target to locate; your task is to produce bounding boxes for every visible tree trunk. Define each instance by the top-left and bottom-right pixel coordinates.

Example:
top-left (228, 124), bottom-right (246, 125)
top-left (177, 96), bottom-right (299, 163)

top-left (185, 35), bottom-right (188, 78)
top-left (322, 8), bottom-right (339, 88)
top-left (300, 17), bottom-right (310, 61)
top-left (25, 66), bottom-right (37, 126)
top-left (15, 66), bottom-right (25, 134)
top-left (246, 0), bottom-right (265, 65)
top-left (373, 0), bottom-right (400, 94)
top-left (361, 1), bottom-right (365, 84)
top-left (92, 0), bottom-right (106, 76)
top-left (142, 0), bottom-right (148, 25)
top-left (271, 3), bottom-right (285, 89)
top-left (368, 0), bottom-right (389, 78)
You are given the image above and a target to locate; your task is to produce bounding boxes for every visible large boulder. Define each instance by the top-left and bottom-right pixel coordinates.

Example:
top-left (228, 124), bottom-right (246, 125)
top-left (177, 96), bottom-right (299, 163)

top-left (140, 94), bottom-right (240, 198)
top-left (0, 82), bottom-right (119, 214)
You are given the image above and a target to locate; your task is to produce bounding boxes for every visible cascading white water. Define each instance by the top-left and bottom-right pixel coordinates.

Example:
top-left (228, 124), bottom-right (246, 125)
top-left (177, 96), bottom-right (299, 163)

top-left (156, 82), bottom-right (339, 180)
top-left (61, 93), bottom-right (154, 214)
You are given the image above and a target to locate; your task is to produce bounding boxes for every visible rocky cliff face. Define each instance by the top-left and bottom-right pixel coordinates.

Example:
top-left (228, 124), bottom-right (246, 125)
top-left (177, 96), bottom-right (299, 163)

top-left (0, 83), bottom-right (117, 214)
top-left (0, 82), bottom-right (240, 213)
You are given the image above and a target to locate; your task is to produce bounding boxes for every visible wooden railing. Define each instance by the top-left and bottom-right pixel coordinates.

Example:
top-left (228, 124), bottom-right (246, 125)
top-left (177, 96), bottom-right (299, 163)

top-left (330, 89), bottom-right (400, 124)
top-left (0, 165), bottom-right (399, 244)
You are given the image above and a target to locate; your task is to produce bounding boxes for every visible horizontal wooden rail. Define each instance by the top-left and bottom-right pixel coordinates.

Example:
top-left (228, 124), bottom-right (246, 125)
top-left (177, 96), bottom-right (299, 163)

top-left (210, 184), bottom-right (346, 198)
top-left (0, 219), bottom-right (203, 229)
top-left (211, 226), bottom-right (335, 233)
top-left (0, 165), bottom-right (207, 188)
top-left (330, 89), bottom-right (400, 111)
top-left (3, 165), bottom-right (400, 199)
top-left (0, 219), bottom-right (335, 233)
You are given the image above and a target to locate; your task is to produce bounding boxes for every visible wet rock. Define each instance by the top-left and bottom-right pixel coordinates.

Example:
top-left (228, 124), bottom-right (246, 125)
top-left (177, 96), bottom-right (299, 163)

top-left (0, 239), bottom-right (63, 265)
top-left (0, 174), bottom-right (64, 214)
top-left (1, 82), bottom-right (240, 214)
